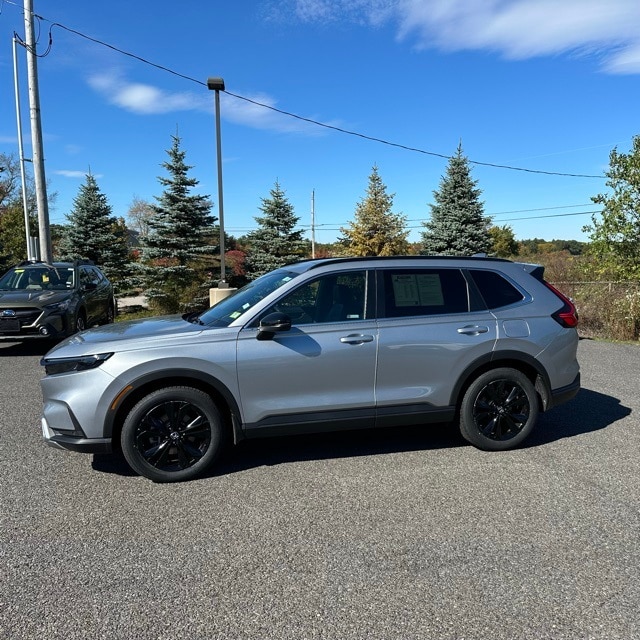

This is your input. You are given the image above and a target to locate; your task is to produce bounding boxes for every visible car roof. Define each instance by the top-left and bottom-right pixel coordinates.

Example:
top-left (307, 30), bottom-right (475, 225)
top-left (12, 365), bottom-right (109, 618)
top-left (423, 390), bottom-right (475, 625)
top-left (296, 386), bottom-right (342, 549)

top-left (14, 260), bottom-right (93, 269)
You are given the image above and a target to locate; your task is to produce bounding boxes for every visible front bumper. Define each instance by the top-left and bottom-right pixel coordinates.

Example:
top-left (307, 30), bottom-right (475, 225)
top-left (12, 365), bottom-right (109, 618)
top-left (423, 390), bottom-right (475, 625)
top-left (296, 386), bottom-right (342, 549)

top-left (41, 416), bottom-right (112, 454)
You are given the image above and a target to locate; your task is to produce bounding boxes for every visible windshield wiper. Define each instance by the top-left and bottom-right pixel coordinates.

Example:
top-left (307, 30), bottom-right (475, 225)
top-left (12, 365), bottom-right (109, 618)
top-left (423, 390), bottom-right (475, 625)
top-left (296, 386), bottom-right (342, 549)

top-left (183, 312), bottom-right (205, 325)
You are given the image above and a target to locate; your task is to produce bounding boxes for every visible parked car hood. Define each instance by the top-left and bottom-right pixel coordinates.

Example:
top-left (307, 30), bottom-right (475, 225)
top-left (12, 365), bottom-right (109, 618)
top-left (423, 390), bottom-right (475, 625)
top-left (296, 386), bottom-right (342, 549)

top-left (44, 315), bottom-right (216, 359)
top-left (0, 290), bottom-right (70, 305)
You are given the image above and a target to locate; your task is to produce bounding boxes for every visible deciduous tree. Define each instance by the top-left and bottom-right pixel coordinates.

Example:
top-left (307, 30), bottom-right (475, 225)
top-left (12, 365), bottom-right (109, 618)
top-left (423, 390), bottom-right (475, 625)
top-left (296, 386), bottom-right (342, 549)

top-left (489, 225), bottom-right (519, 257)
top-left (584, 134), bottom-right (640, 279)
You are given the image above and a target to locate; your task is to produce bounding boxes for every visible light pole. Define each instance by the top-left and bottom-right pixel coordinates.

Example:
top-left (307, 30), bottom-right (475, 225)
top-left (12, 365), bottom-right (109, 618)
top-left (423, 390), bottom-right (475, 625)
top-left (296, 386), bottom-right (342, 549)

top-left (207, 77), bottom-right (227, 288)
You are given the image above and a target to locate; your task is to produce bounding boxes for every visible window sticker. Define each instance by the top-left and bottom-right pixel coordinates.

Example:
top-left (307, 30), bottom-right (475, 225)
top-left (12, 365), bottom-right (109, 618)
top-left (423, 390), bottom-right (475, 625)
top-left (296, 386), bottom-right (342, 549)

top-left (392, 274), bottom-right (420, 306)
top-left (416, 274), bottom-right (444, 305)
top-left (391, 273), bottom-right (444, 307)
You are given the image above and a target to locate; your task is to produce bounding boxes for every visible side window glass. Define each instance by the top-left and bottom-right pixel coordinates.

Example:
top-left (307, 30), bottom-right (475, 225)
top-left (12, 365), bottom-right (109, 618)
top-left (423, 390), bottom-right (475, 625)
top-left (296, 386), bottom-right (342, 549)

top-left (469, 270), bottom-right (524, 309)
top-left (89, 268), bottom-right (103, 285)
top-left (80, 267), bottom-right (92, 287)
top-left (266, 271), bottom-right (367, 325)
top-left (382, 269), bottom-right (469, 318)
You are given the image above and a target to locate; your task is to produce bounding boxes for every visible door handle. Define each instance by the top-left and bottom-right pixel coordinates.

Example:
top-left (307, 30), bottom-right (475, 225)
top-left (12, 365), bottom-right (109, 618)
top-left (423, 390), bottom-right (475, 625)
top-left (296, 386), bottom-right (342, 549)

top-left (340, 334), bottom-right (374, 345)
top-left (457, 325), bottom-right (489, 336)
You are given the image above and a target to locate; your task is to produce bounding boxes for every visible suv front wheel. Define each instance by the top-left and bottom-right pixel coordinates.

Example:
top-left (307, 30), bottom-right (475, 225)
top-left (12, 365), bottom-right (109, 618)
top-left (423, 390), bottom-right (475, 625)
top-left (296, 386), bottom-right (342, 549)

top-left (459, 368), bottom-right (539, 450)
top-left (121, 386), bottom-right (224, 482)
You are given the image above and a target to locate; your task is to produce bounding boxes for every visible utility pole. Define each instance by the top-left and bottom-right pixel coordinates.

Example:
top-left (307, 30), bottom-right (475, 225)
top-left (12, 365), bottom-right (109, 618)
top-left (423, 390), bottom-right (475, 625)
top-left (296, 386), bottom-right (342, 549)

top-left (24, 0), bottom-right (52, 262)
top-left (311, 189), bottom-right (316, 259)
top-left (13, 35), bottom-right (34, 260)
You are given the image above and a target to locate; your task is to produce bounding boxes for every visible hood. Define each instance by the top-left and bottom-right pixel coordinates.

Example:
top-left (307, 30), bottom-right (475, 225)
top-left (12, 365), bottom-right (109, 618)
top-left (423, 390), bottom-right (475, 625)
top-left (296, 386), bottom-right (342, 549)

top-left (0, 290), bottom-right (70, 306)
top-left (46, 314), bottom-right (207, 355)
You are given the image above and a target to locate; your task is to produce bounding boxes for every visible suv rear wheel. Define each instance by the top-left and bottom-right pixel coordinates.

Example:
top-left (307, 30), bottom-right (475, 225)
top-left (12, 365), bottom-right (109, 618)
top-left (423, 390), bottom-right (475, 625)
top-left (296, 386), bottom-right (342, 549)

top-left (121, 386), bottom-right (224, 482)
top-left (459, 368), bottom-right (539, 450)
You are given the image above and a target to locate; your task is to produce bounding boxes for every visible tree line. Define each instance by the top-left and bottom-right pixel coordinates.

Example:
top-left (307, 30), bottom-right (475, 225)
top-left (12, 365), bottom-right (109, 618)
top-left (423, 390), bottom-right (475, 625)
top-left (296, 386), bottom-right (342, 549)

top-left (1, 134), bottom-right (639, 332)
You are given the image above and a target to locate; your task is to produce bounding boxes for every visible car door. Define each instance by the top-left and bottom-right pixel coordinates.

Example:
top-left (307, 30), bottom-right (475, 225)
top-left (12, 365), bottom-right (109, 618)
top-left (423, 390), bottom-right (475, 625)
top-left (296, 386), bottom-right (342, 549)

top-left (374, 267), bottom-right (498, 426)
top-left (81, 266), bottom-right (110, 324)
top-left (236, 270), bottom-right (378, 434)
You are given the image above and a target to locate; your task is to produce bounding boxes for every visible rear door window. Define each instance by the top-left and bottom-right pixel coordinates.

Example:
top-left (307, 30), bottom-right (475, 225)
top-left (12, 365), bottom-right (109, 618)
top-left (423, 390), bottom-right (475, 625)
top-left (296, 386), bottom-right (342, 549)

top-left (380, 268), bottom-right (469, 318)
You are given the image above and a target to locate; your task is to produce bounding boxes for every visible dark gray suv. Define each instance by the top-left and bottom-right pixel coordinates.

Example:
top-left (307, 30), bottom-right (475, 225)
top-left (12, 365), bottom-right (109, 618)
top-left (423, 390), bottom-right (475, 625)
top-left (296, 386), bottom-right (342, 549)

top-left (0, 260), bottom-right (115, 340)
top-left (40, 256), bottom-right (580, 482)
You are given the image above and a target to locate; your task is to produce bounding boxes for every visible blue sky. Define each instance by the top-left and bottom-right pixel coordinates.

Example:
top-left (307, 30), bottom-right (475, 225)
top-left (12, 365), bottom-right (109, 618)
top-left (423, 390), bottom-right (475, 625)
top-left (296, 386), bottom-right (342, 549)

top-left (1, 0), bottom-right (640, 245)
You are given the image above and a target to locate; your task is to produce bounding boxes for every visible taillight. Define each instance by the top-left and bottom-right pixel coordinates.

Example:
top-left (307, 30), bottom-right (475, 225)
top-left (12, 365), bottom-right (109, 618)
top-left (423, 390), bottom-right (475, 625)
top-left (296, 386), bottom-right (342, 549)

top-left (544, 282), bottom-right (579, 328)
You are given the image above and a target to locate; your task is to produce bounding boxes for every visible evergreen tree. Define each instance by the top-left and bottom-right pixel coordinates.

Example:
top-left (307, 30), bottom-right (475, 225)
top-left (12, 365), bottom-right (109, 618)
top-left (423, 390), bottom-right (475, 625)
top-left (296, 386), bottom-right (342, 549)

top-left (339, 165), bottom-right (408, 256)
top-left (245, 181), bottom-right (306, 279)
top-left (583, 135), bottom-right (640, 279)
top-left (421, 144), bottom-right (491, 255)
top-left (58, 173), bottom-right (130, 291)
top-left (140, 135), bottom-right (216, 312)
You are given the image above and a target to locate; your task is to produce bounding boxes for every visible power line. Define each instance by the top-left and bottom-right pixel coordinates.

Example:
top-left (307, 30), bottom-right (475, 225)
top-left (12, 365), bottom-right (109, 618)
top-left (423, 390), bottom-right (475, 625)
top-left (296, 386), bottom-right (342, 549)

top-left (299, 209), bottom-right (600, 231)
top-left (4, 2), bottom-right (607, 181)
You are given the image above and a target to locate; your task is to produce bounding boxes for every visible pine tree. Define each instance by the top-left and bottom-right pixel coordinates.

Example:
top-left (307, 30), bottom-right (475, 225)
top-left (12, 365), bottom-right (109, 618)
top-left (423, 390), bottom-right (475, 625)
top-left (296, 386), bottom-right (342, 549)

top-left (339, 165), bottom-right (408, 256)
top-left (139, 135), bottom-right (217, 313)
top-left (245, 181), bottom-right (306, 279)
top-left (421, 145), bottom-right (491, 255)
top-left (58, 173), bottom-right (130, 291)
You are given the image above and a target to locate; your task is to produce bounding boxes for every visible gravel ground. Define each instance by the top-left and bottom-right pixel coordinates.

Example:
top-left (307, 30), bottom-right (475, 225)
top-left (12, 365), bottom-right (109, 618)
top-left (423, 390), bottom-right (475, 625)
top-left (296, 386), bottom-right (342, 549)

top-left (0, 338), bottom-right (638, 640)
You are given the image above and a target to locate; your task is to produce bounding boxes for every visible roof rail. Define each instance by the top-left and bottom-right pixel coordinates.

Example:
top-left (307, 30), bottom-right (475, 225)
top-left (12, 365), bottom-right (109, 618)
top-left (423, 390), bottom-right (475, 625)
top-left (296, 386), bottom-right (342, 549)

top-left (302, 254), bottom-right (512, 271)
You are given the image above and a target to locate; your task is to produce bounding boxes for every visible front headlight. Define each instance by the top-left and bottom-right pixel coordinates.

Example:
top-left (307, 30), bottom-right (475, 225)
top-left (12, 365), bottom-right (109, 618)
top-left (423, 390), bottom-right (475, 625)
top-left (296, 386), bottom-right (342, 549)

top-left (43, 299), bottom-right (72, 313)
top-left (41, 352), bottom-right (113, 375)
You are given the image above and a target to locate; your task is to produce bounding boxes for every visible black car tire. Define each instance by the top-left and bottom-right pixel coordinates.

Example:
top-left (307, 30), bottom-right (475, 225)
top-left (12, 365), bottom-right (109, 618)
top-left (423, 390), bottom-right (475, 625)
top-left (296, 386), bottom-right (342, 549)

top-left (106, 303), bottom-right (115, 324)
top-left (459, 368), bottom-right (539, 451)
top-left (121, 386), bottom-right (224, 482)
top-left (75, 311), bottom-right (86, 333)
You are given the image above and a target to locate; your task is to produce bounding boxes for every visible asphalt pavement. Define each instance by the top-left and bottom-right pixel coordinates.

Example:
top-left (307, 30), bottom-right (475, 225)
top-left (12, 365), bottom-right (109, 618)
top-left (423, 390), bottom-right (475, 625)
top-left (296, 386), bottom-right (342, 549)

top-left (0, 338), bottom-right (638, 640)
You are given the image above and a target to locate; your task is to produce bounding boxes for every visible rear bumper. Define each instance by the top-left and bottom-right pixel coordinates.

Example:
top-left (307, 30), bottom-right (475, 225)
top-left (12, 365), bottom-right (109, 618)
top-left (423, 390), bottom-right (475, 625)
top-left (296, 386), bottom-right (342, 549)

top-left (549, 373), bottom-right (580, 409)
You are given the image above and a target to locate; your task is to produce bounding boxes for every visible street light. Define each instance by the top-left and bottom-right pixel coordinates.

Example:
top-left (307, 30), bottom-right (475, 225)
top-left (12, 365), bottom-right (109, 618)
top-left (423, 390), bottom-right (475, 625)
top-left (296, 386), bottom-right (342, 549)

top-left (207, 76), bottom-right (227, 288)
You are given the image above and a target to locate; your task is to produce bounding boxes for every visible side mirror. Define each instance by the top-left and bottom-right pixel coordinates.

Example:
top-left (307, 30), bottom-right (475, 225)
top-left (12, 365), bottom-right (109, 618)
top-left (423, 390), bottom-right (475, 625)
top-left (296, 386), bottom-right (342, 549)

top-left (257, 312), bottom-right (292, 341)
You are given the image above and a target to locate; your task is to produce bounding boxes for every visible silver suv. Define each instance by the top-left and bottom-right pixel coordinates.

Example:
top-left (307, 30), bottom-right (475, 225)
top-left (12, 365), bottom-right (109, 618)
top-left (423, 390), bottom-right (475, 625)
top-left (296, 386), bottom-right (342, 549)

top-left (40, 256), bottom-right (580, 482)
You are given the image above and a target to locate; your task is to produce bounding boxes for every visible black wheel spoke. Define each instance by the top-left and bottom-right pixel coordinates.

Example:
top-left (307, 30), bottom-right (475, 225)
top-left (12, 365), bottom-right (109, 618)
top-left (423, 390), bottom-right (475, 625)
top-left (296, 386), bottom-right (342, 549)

top-left (132, 399), bottom-right (212, 472)
top-left (473, 379), bottom-right (531, 441)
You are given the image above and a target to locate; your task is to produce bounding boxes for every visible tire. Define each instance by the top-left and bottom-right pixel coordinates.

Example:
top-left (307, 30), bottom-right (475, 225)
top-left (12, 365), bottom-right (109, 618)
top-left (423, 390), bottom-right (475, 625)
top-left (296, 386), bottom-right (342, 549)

top-left (105, 302), bottom-right (115, 324)
top-left (121, 387), bottom-right (224, 482)
top-left (459, 368), bottom-right (539, 451)
top-left (75, 311), bottom-right (86, 333)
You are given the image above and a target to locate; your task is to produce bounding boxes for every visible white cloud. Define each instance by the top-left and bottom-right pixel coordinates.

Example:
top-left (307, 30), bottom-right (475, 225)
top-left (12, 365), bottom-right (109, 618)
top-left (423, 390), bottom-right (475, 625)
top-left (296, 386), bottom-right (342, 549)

top-left (286, 0), bottom-right (640, 73)
top-left (88, 72), bottom-right (209, 115)
top-left (221, 92), bottom-right (337, 135)
top-left (53, 170), bottom-right (103, 179)
top-left (268, 0), bottom-right (395, 26)
top-left (87, 71), bottom-right (339, 135)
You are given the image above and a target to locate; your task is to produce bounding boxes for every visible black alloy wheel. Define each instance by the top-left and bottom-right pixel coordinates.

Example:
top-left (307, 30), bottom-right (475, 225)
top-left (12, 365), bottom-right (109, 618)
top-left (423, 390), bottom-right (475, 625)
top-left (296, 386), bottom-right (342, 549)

top-left (459, 368), bottom-right (539, 451)
top-left (121, 387), bottom-right (224, 482)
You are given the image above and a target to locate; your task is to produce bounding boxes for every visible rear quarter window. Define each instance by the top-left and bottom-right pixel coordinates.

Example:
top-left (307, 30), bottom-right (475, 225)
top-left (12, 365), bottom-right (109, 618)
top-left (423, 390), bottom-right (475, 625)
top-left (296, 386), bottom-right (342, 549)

top-left (469, 270), bottom-right (525, 309)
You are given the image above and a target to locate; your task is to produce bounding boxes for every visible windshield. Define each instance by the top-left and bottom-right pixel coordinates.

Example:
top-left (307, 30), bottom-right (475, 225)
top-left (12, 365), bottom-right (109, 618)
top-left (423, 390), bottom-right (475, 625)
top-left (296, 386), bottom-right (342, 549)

top-left (196, 269), bottom-right (299, 328)
top-left (0, 266), bottom-right (74, 291)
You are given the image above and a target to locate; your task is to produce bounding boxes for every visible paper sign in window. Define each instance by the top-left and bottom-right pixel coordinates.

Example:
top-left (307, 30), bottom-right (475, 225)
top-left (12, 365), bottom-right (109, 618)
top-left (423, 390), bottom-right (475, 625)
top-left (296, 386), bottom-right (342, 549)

top-left (392, 273), bottom-right (444, 307)
top-left (416, 274), bottom-right (444, 305)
